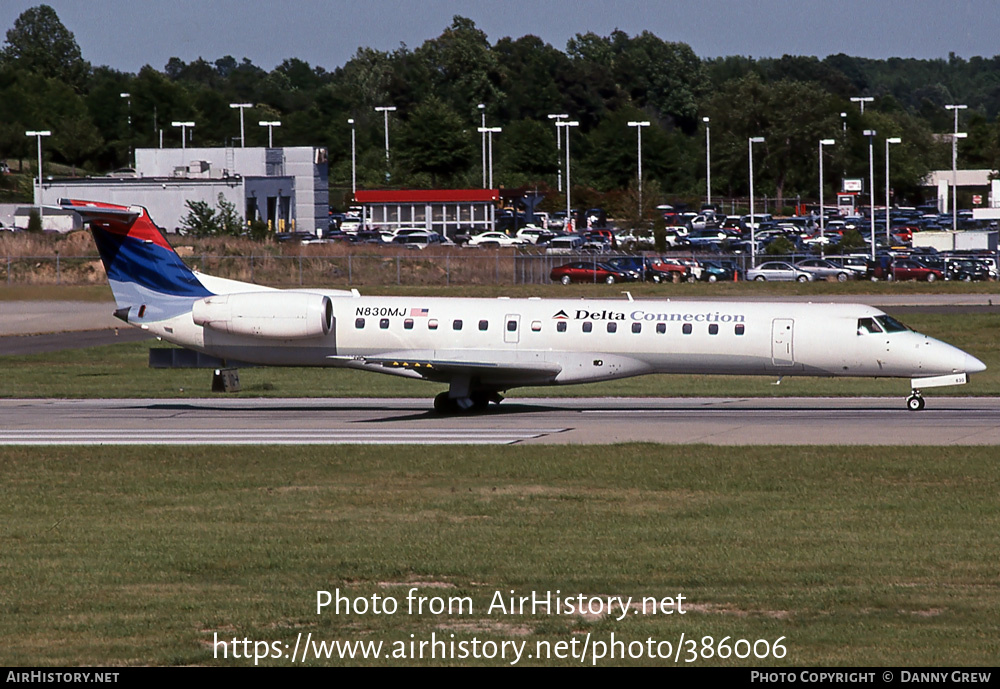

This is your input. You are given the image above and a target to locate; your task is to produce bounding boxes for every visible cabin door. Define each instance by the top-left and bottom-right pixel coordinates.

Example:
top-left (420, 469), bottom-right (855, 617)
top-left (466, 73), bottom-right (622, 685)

top-left (771, 318), bottom-right (795, 366)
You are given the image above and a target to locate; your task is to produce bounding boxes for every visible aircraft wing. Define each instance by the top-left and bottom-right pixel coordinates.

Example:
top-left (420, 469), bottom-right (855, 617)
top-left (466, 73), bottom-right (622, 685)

top-left (329, 354), bottom-right (562, 386)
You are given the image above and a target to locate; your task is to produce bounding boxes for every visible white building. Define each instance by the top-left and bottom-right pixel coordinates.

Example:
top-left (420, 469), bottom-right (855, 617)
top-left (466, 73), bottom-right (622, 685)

top-left (34, 146), bottom-right (328, 234)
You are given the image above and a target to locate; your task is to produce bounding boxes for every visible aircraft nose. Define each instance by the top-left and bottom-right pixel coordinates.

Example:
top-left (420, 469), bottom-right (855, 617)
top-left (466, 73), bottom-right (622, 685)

top-left (965, 352), bottom-right (987, 374)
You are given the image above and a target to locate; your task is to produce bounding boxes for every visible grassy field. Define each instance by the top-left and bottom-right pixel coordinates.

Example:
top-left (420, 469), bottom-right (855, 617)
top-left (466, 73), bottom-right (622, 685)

top-left (2, 444), bottom-right (997, 666)
top-left (1, 312), bottom-right (998, 399)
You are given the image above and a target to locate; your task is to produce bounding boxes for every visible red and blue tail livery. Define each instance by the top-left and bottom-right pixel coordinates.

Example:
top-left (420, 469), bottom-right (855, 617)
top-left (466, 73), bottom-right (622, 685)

top-left (62, 199), bottom-right (212, 321)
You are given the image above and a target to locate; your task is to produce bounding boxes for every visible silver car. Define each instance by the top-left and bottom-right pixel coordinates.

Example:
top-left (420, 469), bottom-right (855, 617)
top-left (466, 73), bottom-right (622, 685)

top-left (795, 259), bottom-right (853, 282)
top-left (746, 261), bottom-right (814, 282)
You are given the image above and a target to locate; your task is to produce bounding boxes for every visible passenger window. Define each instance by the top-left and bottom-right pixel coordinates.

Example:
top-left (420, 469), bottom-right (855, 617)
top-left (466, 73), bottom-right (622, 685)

top-left (453, 319), bottom-right (463, 330)
top-left (582, 322), bottom-right (593, 333)
top-left (479, 320), bottom-right (489, 331)
top-left (404, 319), bottom-right (413, 330)
top-left (428, 319), bottom-right (438, 330)
top-left (682, 323), bottom-right (693, 335)
top-left (607, 322), bottom-right (617, 333)
top-left (656, 323), bottom-right (666, 334)
top-left (531, 321), bottom-right (541, 332)
top-left (735, 324), bottom-right (745, 336)
top-left (557, 321), bottom-right (567, 333)
top-left (380, 318), bottom-right (389, 329)
top-left (632, 322), bottom-right (641, 334)
top-left (355, 318), bottom-right (365, 329)
top-left (708, 324), bottom-right (718, 335)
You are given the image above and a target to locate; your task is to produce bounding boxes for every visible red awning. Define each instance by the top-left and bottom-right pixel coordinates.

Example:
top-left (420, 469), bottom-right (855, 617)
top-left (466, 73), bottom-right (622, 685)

top-left (355, 189), bottom-right (500, 203)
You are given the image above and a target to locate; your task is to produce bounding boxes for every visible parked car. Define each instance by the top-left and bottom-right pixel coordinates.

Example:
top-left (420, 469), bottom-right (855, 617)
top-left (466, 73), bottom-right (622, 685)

top-left (550, 261), bottom-right (640, 285)
top-left (699, 260), bottom-right (736, 282)
top-left (645, 257), bottom-right (690, 283)
top-left (795, 258), bottom-right (853, 282)
top-left (466, 231), bottom-right (527, 247)
top-left (391, 231), bottom-right (447, 249)
top-left (746, 261), bottom-right (814, 282)
top-left (944, 258), bottom-right (990, 282)
top-left (875, 258), bottom-right (943, 282)
top-left (545, 235), bottom-right (585, 254)
top-left (515, 227), bottom-right (557, 244)
top-left (826, 255), bottom-right (871, 278)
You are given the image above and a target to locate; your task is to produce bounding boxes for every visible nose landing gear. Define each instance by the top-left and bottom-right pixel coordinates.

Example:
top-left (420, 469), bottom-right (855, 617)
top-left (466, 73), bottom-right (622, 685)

top-left (906, 390), bottom-right (925, 411)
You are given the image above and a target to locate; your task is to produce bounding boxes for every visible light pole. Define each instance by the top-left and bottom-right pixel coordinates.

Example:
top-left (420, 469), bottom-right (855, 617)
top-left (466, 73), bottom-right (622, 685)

top-left (556, 120), bottom-right (579, 229)
top-left (548, 113), bottom-right (568, 192)
top-left (478, 126), bottom-right (501, 188)
top-left (841, 111), bottom-right (847, 134)
top-left (171, 121), bottom-right (194, 150)
top-left (25, 129), bottom-right (51, 225)
top-left (748, 136), bottom-right (765, 266)
top-left (850, 96), bottom-right (873, 115)
top-left (258, 120), bottom-right (281, 148)
top-left (864, 129), bottom-right (877, 262)
top-left (374, 105), bottom-right (396, 181)
top-left (229, 103), bottom-right (252, 148)
top-left (628, 121), bottom-right (650, 221)
top-left (347, 118), bottom-right (356, 196)
top-left (945, 104), bottom-right (968, 231)
top-left (120, 92), bottom-right (132, 168)
top-left (819, 138), bottom-right (835, 255)
top-left (703, 116), bottom-right (711, 208)
top-left (478, 104), bottom-right (486, 188)
top-left (885, 137), bottom-right (901, 242)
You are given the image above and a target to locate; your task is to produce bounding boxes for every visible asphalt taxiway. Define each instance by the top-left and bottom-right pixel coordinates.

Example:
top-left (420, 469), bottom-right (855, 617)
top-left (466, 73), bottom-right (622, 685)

top-left (1, 397), bottom-right (998, 445)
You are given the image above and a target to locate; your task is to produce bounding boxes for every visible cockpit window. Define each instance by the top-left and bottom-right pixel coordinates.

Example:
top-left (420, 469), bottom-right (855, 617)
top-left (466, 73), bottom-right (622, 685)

top-left (857, 317), bottom-right (883, 335)
top-left (875, 315), bottom-right (911, 333)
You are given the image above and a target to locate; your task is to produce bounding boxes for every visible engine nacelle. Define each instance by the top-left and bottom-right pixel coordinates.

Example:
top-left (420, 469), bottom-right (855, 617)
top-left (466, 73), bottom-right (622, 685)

top-left (192, 292), bottom-right (333, 339)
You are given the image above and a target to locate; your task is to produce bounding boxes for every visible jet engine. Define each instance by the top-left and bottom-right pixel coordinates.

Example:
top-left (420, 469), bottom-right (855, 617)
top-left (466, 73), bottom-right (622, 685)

top-left (192, 292), bottom-right (333, 339)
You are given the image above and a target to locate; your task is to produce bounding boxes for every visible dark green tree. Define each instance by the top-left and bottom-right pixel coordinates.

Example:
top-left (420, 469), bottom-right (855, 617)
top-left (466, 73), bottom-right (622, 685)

top-left (397, 97), bottom-right (474, 186)
top-left (1, 5), bottom-right (89, 88)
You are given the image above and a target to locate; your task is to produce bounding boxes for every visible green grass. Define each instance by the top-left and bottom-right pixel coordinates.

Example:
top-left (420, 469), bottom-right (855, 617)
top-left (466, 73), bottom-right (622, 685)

top-left (2, 444), bottom-right (998, 666)
top-left (2, 312), bottom-right (998, 399)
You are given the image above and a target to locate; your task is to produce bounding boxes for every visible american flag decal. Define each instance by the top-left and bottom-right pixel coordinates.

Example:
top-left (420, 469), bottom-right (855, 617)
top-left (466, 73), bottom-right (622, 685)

top-left (410, 308), bottom-right (430, 317)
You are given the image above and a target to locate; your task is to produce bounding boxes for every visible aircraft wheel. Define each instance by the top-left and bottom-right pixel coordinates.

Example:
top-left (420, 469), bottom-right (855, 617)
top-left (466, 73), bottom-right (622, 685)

top-left (470, 392), bottom-right (491, 412)
top-left (560, 275), bottom-right (571, 285)
top-left (434, 392), bottom-right (457, 414)
top-left (906, 394), bottom-right (925, 412)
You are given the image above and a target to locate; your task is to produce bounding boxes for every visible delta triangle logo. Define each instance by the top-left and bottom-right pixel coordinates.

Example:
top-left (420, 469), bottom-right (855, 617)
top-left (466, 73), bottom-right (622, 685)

top-left (553, 310), bottom-right (569, 319)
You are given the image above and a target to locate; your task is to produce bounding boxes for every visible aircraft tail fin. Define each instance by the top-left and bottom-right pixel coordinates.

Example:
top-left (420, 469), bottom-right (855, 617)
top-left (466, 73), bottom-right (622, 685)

top-left (62, 199), bottom-right (213, 321)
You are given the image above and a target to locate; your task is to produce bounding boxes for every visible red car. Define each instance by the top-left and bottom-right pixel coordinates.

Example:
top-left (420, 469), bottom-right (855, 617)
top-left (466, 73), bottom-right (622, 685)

top-left (877, 258), bottom-right (943, 282)
top-left (645, 257), bottom-right (690, 282)
top-left (550, 261), bottom-right (640, 284)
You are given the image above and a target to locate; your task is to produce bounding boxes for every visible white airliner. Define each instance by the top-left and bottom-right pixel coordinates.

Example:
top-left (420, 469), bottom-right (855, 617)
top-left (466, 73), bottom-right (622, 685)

top-left (64, 199), bottom-right (986, 413)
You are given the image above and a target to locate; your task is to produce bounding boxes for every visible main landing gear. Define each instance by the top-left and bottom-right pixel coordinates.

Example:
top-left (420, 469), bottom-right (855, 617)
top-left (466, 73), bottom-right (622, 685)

top-left (906, 390), bottom-right (925, 412)
top-left (433, 391), bottom-right (503, 414)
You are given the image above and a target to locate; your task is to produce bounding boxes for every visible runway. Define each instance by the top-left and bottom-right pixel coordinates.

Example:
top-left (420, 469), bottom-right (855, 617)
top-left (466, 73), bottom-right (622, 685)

top-left (1, 396), bottom-right (998, 445)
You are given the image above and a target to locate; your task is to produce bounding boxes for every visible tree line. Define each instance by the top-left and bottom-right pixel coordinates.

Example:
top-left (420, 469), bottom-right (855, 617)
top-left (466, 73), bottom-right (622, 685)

top-left (2, 5), bottom-right (999, 217)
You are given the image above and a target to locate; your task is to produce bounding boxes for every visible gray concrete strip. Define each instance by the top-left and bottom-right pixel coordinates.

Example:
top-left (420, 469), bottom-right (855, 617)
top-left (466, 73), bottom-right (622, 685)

top-left (1, 397), bottom-right (998, 446)
top-left (0, 301), bottom-right (119, 336)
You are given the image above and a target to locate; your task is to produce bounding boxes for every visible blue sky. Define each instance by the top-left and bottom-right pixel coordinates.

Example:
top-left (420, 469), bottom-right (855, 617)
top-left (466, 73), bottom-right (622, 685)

top-left (2, 0), bottom-right (998, 74)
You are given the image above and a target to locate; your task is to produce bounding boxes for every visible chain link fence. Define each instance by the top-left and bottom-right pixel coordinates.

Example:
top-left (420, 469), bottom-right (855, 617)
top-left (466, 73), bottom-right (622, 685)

top-left (0, 250), bottom-right (763, 287)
